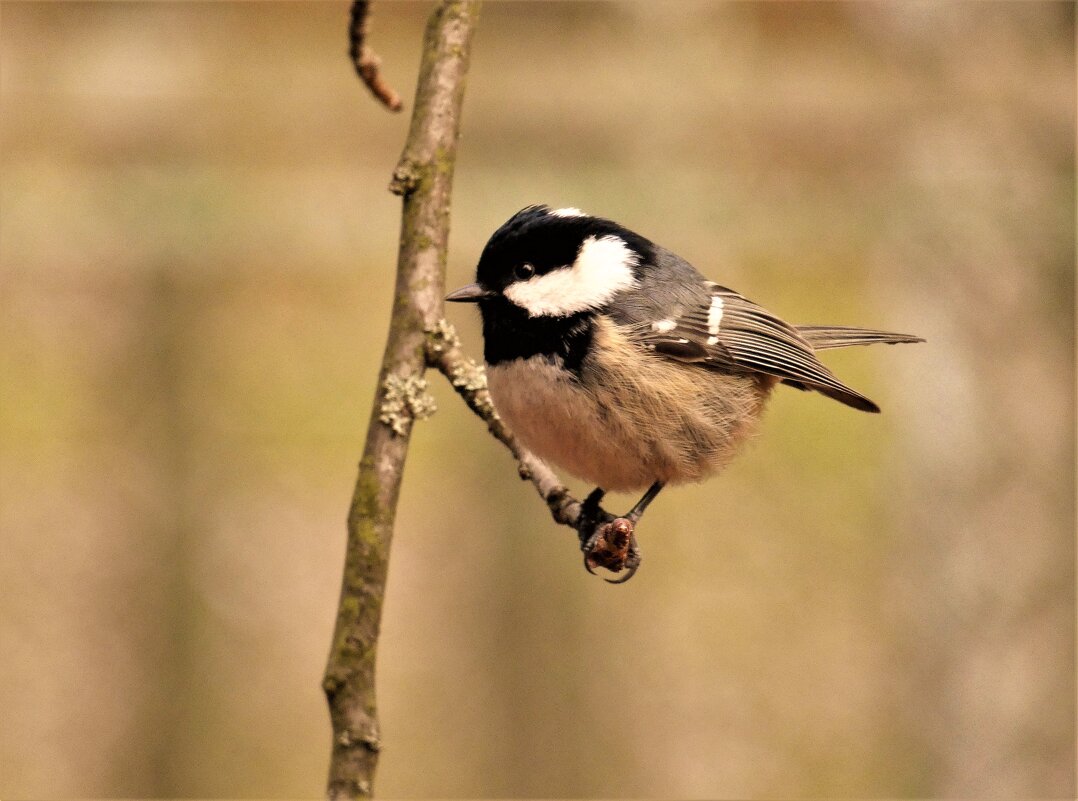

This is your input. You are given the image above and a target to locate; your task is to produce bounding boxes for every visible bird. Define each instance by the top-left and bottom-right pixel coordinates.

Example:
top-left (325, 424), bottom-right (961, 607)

top-left (447, 204), bottom-right (922, 578)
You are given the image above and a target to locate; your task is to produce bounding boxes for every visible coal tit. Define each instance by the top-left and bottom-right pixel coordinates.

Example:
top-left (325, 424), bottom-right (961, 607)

top-left (447, 205), bottom-right (922, 552)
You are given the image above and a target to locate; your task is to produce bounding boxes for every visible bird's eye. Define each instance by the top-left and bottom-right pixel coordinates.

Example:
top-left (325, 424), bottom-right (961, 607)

top-left (514, 263), bottom-right (535, 280)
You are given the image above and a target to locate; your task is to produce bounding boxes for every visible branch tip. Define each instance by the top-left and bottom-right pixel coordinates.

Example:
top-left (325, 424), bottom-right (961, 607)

top-left (349, 0), bottom-right (404, 112)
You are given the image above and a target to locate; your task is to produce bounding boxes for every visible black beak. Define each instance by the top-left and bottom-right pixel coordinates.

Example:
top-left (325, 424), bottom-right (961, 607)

top-left (445, 282), bottom-right (495, 303)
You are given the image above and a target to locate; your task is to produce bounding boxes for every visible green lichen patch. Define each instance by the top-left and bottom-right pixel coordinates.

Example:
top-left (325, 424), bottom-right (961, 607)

top-left (379, 372), bottom-right (436, 435)
top-left (448, 357), bottom-right (487, 394)
top-left (425, 318), bottom-right (461, 354)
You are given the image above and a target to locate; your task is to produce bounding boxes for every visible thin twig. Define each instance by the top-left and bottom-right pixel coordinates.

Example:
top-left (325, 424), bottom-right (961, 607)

top-left (426, 322), bottom-right (640, 579)
top-left (349, 0), bottom-right (403, 112)
top-left (425, 321), bottom-right (641, 580)
top-left (425, 320), bottom-right (582, 527)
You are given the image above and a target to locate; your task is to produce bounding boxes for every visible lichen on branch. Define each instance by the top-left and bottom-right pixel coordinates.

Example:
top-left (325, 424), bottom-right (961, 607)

top-left (379, 373), bottom-right (436, 435)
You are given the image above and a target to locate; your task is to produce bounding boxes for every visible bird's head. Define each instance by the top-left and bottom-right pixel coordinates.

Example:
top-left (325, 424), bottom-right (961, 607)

top-left (447, 205), bottom-right (653, 319)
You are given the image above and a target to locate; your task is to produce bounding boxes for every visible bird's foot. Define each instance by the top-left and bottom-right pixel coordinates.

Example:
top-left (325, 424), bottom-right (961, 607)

top-left (584, 519), bottom-right (641, 583)
top-left (577, 488), bottom-right (643, 583)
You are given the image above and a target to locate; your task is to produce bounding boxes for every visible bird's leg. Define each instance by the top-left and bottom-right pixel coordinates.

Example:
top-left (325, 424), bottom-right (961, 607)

top-left (626, 480), bottom-right (665, 524)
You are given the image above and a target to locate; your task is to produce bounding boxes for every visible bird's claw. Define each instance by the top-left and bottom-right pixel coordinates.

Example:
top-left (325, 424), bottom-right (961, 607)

top-left (582, 553), bottom-right (598, 576)
top-left (602, 529), bottom-right (641, 583)
top-left (582, 517), bottom-right (641, 581)
top-left (576, 488), bottom-right (645, 583)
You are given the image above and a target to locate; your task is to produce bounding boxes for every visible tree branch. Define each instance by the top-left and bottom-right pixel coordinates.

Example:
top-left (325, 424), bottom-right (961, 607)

top-left (323, 4), bottom-right (479, 799)
top-left (348, 1), bottom-right (403, 112)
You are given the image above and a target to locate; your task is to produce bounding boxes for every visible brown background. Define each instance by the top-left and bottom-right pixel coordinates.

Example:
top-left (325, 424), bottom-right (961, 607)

top-left (1, 2), bottom-right (1074, 797)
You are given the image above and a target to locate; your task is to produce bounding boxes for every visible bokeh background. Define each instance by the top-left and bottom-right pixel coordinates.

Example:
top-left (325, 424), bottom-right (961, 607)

top-left (1, 2), bottom-right (1074, 798)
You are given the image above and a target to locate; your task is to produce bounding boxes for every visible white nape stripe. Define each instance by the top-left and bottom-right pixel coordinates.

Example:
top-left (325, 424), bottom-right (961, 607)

top-left (651, 319), bottom-right (677, 333)
top-left (550, 207), bottom-right (587, 218)
top-left (503, 235), bottom-right (639, 317)
top-left (706, 295), bottom-right (724, 345)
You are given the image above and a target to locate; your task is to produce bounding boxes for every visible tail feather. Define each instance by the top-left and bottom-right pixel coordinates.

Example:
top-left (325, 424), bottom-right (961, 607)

top-left (786, 324), bottom-right (923, 413)
top-left (797, 325), bottom-right (925, 351)
top-left (780, 378), bottom-right (881, 413)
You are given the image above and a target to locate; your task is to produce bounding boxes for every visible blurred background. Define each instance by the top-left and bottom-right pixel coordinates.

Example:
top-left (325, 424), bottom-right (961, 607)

top-left (1, 2), bottom-right (1074, 798)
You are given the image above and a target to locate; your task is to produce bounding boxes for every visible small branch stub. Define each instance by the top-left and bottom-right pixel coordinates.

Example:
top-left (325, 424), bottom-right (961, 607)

top-left (389, 162), bottom-right (421, 197)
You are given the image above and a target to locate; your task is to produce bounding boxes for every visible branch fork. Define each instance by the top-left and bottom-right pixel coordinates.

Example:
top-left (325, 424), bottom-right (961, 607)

top-left (424, 320), bottom-right (642, 580)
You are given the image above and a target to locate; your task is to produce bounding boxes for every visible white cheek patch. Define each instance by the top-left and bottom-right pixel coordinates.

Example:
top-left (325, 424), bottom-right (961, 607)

top-left (706, 295), bottom-right (724, 345)
top-left (550, 207), bottom-right (587, 218)
top-left (504, 235), bottom-right (640, 317)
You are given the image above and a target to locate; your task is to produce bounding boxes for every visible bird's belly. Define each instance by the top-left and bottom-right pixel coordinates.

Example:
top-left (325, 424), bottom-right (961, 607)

top-left (487, 357), bottom-right (651, 490)
top-left (486, 348), bottom-right (769, 492)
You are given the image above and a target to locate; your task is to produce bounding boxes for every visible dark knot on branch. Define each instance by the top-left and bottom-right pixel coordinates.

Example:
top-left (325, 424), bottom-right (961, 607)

top-left (389, 162), bottom-right (422, 197)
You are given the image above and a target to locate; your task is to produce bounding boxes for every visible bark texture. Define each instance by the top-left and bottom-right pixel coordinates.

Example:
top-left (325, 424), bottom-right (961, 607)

top-left (322, 4), bottom-right (480, 798)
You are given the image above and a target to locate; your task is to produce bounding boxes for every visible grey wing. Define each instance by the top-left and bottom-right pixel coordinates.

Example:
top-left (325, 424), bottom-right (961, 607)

top-left (632, 284), bottom-right (882, 413)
